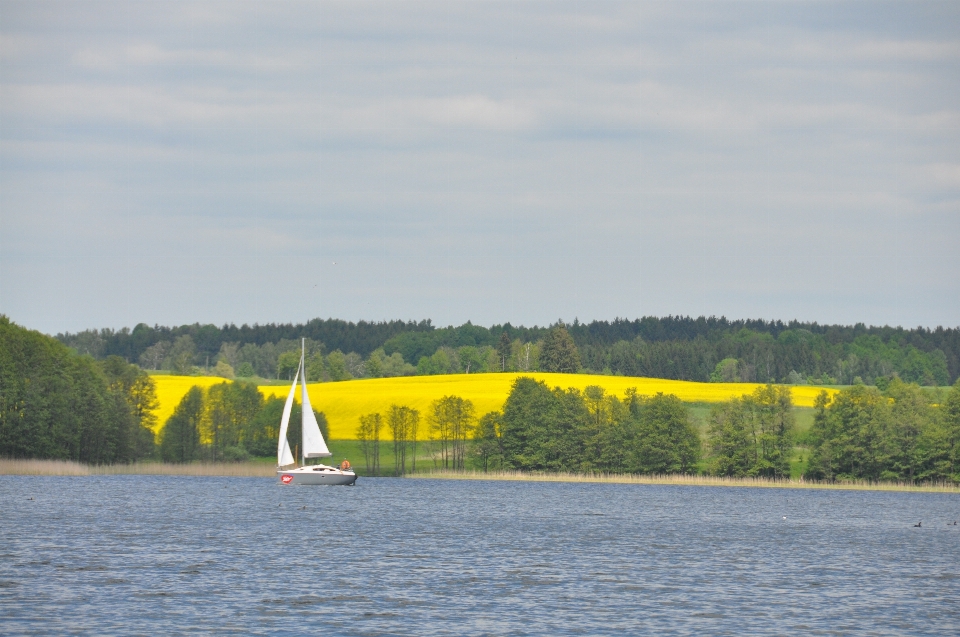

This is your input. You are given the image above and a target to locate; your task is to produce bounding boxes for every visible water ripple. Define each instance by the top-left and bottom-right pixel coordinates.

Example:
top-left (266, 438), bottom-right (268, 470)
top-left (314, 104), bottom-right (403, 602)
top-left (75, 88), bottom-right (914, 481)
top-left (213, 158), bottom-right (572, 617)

top-left (1, 476), bottom-right (958, 635)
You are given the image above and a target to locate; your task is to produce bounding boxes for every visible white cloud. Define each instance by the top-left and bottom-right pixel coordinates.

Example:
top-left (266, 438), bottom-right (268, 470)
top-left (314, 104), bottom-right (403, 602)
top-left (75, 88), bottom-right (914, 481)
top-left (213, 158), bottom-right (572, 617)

top-left (1, 0), bottom-right (958, 333)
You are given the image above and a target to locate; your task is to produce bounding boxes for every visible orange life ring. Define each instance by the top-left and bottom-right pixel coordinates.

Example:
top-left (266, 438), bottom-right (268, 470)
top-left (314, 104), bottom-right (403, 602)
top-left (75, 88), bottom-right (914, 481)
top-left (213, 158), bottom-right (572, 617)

top-left (340, 459), bottom-right (351, 471)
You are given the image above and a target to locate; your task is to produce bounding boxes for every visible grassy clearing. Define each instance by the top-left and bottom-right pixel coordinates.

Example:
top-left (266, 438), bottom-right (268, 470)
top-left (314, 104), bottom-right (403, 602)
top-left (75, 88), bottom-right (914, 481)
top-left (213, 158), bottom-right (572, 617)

top-left (409, 469), bottom-right (960, 493)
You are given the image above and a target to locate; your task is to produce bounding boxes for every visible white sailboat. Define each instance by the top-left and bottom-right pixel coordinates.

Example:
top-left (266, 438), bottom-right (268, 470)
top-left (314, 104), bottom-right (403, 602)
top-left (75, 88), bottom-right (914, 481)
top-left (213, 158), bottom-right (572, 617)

top-left (277, 339), bottom-right (357, 486)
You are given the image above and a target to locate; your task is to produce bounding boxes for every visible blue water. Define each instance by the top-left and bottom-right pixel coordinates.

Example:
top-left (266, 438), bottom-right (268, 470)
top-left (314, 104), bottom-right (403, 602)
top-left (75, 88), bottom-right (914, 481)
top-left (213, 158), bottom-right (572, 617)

top-left (1, 476), bottom-right (958, 636)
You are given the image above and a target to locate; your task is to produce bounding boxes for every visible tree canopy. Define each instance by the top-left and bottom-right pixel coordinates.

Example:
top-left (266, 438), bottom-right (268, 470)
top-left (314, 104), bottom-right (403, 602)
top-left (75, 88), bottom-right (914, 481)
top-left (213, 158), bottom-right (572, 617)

top-left (56, 315), bottom-right (958, 384)
top-left (1, 316), bottom-right (156, 463)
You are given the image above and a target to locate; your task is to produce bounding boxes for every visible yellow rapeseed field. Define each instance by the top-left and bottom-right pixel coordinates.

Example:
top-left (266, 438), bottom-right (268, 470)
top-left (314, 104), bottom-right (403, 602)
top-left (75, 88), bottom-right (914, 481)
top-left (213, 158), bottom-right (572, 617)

top-left (151, 372), bottom-right (839, 439)
top-left (150, 375), bottom-right (234, 434)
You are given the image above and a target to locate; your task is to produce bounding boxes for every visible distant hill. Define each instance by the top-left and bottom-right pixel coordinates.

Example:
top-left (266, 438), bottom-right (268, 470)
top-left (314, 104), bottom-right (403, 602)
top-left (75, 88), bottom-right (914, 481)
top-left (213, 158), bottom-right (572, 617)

top-left (56, 316), bottom-right (959, 385)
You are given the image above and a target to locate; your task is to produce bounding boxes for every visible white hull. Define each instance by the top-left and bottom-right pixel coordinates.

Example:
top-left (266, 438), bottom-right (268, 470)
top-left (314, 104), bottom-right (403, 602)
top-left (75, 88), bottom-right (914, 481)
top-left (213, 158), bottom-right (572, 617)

top-left (278, 465), bottom-right (357, 486)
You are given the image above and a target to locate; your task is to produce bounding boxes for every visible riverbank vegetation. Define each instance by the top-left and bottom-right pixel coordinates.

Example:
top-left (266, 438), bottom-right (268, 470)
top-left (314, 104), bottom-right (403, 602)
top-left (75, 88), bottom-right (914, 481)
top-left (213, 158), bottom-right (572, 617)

top-left (4, 459), bottom-right (958, 493)
top-left (408, 470), bottom-right (960, 493)
top-left (0, 458), bottom-right (275, 477)
top-left (5, 316), bottom-right (960, 486)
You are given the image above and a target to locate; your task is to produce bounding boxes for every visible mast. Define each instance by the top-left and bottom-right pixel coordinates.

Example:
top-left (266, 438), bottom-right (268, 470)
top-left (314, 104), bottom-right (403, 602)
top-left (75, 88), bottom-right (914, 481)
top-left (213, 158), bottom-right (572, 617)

top-left (301, 338), bottom-right (306, 466)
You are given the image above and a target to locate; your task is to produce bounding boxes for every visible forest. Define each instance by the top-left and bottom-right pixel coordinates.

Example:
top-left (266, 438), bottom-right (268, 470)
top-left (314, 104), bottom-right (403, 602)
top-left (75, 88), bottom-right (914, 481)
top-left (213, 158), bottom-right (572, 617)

top-left (57, 316), bottom-right (958, 386)
top-left (1, 316), bottom-right (156, 463)
top-left (6, 315), bottom-right (959, 484)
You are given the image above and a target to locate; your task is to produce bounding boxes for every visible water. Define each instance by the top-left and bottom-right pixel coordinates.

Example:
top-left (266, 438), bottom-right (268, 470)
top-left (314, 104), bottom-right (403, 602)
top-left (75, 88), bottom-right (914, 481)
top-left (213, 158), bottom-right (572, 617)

top-left (1, 476), bottom-right (958, 636)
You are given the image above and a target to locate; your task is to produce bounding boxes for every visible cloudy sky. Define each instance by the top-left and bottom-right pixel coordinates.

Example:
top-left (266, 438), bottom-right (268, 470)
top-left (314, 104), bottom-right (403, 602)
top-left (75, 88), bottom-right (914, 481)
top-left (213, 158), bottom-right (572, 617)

top-left (1, 1), bottom-right (958, 335)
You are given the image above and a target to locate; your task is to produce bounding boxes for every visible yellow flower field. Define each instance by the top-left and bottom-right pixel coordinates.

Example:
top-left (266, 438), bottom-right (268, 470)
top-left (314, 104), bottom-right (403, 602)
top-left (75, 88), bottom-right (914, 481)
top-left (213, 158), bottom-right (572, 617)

top-left (150, 375), bottom-right (234, 434)
top-left (150, 373), bottom-right (838, 439)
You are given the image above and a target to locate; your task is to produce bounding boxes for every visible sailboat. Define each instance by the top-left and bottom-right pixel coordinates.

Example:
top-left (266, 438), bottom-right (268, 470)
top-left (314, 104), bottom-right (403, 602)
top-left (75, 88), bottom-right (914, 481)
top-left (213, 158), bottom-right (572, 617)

top-left (277, 339), bottom-right (357, 485)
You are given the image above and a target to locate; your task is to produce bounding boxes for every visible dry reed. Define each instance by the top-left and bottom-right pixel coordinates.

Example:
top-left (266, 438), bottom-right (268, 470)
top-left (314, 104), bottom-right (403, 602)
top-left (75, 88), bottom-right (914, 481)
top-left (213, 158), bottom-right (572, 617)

top-left (0, 458), bottom-right (275, 477)
top-left (408, 469), bottom-right (960, 493)
top-left (4, 459), bottom-right (958, 492)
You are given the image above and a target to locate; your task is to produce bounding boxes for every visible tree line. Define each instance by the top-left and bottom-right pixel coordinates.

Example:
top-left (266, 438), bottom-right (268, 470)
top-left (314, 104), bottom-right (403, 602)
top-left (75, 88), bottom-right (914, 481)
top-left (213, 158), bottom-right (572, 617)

top-left (805, 379), bottom-right (960, 482)
top-left (356, 396), bottom-right (474, 476)
top-left (1, 317), bottom-right (156, 463)
top-left (351, 376), bottom-right (960, 484)
top-left (159, 382), bottom-right (329, 463)
top-left (57, 316), bottom-right (958, 385)
top-left (0, 315), bottom-right (333, 464)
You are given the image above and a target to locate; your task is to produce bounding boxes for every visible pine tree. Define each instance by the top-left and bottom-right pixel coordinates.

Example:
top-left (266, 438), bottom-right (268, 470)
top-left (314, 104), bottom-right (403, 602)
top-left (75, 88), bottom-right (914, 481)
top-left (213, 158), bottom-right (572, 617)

top-left (497, 332), bottom-right (512, 371)
top-left (539, 324), bottom-right (581, 373)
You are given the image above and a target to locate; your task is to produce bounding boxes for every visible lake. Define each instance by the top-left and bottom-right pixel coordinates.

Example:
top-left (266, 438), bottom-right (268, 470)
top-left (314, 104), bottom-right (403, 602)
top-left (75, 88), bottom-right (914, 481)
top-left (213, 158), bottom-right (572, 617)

top-left (1, 476), bottom-right (958, 635)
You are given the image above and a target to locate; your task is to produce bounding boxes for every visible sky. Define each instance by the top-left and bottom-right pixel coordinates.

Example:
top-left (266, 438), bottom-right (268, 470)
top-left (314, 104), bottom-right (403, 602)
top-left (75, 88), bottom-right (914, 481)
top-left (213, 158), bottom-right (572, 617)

top-left (1, 1), bottom-right (958, 336)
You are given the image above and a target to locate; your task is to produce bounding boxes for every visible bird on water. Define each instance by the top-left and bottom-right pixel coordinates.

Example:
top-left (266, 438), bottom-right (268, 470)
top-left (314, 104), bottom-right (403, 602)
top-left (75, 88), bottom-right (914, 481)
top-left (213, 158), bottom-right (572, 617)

top-left (913, 521), bottom-right (921, 527)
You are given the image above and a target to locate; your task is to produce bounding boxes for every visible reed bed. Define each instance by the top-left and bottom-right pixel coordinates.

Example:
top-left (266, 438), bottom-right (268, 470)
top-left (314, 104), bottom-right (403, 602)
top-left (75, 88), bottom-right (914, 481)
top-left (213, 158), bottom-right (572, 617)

top-left (409, 469), bottom-right (960, 493)
top-left (5, 460), bottom-right (957, 492)
top-left (0, 458), bottom-right (275, 477)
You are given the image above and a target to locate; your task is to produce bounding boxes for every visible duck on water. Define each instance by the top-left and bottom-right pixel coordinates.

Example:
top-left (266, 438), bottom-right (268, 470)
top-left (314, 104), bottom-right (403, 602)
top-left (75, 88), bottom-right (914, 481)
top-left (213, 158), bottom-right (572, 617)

top-left (276, 339), bottom-right (357, 486)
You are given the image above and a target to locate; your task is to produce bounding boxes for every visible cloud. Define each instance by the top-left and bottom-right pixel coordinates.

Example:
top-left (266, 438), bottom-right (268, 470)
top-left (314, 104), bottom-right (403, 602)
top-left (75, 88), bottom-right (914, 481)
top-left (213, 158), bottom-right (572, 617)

top-left (1, 0), bottom-right (958, 333)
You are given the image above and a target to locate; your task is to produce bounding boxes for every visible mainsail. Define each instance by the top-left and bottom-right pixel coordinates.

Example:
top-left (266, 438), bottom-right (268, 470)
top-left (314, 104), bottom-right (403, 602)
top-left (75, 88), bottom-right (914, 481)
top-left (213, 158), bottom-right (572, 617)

top-left (276, 363), bottom-right (298, 467)
top-left (300, 345), bottom-right (331, 459)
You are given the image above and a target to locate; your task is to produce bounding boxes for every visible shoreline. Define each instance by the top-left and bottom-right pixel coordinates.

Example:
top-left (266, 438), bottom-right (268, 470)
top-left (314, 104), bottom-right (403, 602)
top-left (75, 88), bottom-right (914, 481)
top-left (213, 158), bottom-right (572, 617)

top-left (409, 469), bottom-right (960, 493)
top-left (0, 458), bottom-right (276, 477)
top-left (2, 459), bottom-right (958, 492)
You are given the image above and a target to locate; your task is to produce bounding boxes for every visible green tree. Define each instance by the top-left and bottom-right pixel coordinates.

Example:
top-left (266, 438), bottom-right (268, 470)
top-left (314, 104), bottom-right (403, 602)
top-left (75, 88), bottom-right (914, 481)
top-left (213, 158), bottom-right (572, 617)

top-left (806, 384), bottom-right (890, 481)
top-left (496, 332), bottom-right (512, 371)
top-left (807, 380), bottom-right (954, 483)
top-left (499, 377), bottom-right (589, 472)
top-left (326, 350), bottom-right (351, 381)
top-left (305, 351), bottom-right (325, 381)
top-left (539, 325), bottom-right (581, 373)
top-left (710, 358), bottom-right (740, 382)
top-left (160, 386), bottom-right (203, 463)
top-left (707, 400), bottom-right (754, 476)
top-left (458, 346), bottom-right (486, 374)
top-left (630, 393), bottom-right (701, 474)
top-left (942, 380), bottom-right (960, 480)
top-left (707, 384), bottom-right (793, 478)
top-left (388, 405), bottom-right (419, 475)
top-left (244, 396), bottom-right (284, 457)
top-left (138, 341), bottom-right (168, 370)
top-left (417, 348), bottom-right (456, 375)
top-left (235, 361), bottom-right (256, 378)
top-left (166, 335), bottom-right (196, 375)
top-left (357, 412), bottom-right (383, 475)
top-left (365, 350), bottom-right (384, 378)
top-left (883, 379), bottom-right (934, 481)
top-left (750, 384), bottom-right (795, 477)
top-left (429, 396), bottom-right (474, 470)
top-left (277, 351), bottom-right (301, 381)
top-left (99, 356), bottom-right (158, 460)
top-left (589, 389), bottom-right (632, 473)
top-left (473, 411), bottom-right (504, 472)
top-left (214, 360), bottom-right (235, 379)
top-left (201, 381), bottom-right (263, 461)
top-left (0, 317), bottom-right (146, 463)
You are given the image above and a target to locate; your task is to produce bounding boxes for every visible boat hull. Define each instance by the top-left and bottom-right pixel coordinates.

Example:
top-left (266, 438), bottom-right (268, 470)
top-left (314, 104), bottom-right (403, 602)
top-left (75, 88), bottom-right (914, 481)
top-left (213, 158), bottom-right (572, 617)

top-left (277, 466), bottom-right (357, 486)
